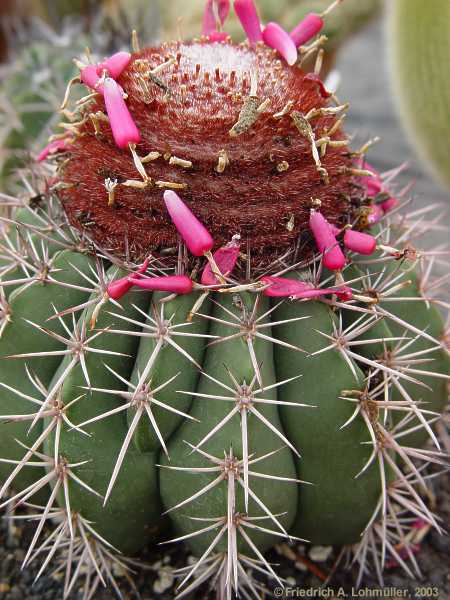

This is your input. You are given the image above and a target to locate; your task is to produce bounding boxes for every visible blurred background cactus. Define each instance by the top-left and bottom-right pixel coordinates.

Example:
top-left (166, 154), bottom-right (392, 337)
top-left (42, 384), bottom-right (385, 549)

top-left (387, 0), bottom-right (450, 192)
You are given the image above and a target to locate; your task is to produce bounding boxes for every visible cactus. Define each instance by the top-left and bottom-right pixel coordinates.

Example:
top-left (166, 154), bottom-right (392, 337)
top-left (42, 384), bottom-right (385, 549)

top-left (387, 0), bottom-right (450, 191)
top-left (0, 1), bottom-right (449, 598)
top-left (0, 41), bottom-right (82, 192)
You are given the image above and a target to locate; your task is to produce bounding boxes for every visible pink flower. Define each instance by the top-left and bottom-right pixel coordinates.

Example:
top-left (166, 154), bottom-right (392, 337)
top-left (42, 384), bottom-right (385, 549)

top-left (80, 65), bottom-right (104, 93)
top-left (344, 229), bottom-right (377, 256)
top-left (37, 138), bottom-right (72, 162)
top-left (367, 203), bottom-right (384, 226)
top-left (309, 211), bottom-right (346, 271)
top-left (97, 51), bottom-right (131, 80)
top-left (355, 160), bottom-right (399, 215)
top-left (202, 0), bottom-right (230, 38)
top-left (163, 191), bottom-right (214, 257)
top-left (381, 196), bottom-right (399, 214)
top-left (201, 238), bottom-right (240, 285)
top-left (356, 159), bottom-right (383, 197)
top-left (234, 0), bottom-right (263, 44)
top-left (208, 31), bottom-right (230, 41)
top-left (103, 77), bottom-right (141, 149)
top-left (262, 22), bottom-right (298, 66)
top-left (107, 258), bottom-right (150, 300)
top-left (290, 13), bottom-right (323, 48)
top-left (128, 275), bottom-right (193, 295)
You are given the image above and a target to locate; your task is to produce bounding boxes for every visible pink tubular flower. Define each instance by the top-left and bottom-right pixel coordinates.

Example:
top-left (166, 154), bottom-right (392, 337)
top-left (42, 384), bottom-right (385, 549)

top-left (381, 196), bottom-right (399, 214)
top-left (344, 229), bottom-right (377, 256)
top-left (202, 0), bottom-right (230, 37)
top-left (128, 275), bottom-right (193, 295)
top-left (309, 211), bottom-right (346, 271)
top-left (103, 77), bottom-right (141, 149)
top-left (262, 23), bottom-right (298, 66)
top-left (37, 138), bottom-right (72, 162)
top-left (234, 0), bottom-right (263, 44)
top-left (97, 51), bottom-right (131, 79)
top-left (106, 258), bottom-right (150, 300)
top-left (163, 191), bottom-right (214, 257)
top-left (367, 203), bottom-right (383, 226)
top-left (201, 238), bottom-right (240, 285)
top-left (80, 65), bottom-right (104, 93)
top-left (356, 159), bottom-right (382, 197)
top-left (290, 13), bottom-right (323, 48)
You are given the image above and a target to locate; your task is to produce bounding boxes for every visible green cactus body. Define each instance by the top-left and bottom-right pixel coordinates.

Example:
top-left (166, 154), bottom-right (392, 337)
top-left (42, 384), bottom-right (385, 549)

top-left (129, 291), bottom-right (212, 453)
top-left (272, 297), bottom-right (384, 544)
top-left (160, 293), bottom-right (298, 556)
top-left (0, 250), bottom-right (95, 492)
top-left (43, 267), bottom-right (162, 554)
top-left (388, 0), bottom-right (450, 191)
top-left (0, 43), bottom-right (81, 190)
top-left (0, 3), bottom-right (448, 597)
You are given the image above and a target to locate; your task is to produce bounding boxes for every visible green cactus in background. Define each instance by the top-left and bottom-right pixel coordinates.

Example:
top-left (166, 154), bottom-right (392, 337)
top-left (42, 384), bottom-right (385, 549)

top-left (0, 1), bottom-right (448, 598)
top-left (387, 0), bottom-right (450, 191)
top-left (0, 42), bottom-right (80, 191)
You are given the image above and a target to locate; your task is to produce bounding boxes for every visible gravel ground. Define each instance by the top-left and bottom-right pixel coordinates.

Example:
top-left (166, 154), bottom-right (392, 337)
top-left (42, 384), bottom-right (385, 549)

top-left (0, 15), bottom-right (449, 600)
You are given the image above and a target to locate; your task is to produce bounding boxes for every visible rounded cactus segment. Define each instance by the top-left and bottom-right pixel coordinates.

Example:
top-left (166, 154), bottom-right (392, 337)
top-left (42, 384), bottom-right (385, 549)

top-left (128, 291), bottom-right (212, 453)
top-left (0, 250), bottom-right (95, 494)
top-left (387, 0), bottom-right (450, 191)
top-left (272, 295), bottom-right (385, 544)
top-left (159, 293), bottom-right (298, 557)
top-left (42, 267), bottom-right (162, 554)
top-left (384, 271), bottom-right (449, 449)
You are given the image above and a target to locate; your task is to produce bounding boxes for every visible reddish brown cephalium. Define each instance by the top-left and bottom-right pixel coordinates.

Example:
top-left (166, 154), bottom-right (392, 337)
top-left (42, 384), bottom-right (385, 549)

top-left (57, 40), bottom-right (363, 267)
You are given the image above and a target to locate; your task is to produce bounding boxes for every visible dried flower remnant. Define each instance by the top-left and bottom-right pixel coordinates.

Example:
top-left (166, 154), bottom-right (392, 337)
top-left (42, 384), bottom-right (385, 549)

top-left (106, 258), bottom-right (150, 300)
top-left (201, 237), bottom-right (240, 285)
